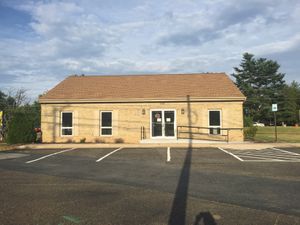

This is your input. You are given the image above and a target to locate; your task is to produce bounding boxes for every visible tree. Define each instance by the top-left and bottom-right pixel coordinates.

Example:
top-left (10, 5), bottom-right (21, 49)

top-left (280, 82), bottom-right (300, 125)
top-left (14, 89), bottom-right (29, 107)
top-left (29, 101), bottom-right (41, 128)
top-left (232, 53), bottom-right (285, 124)
top-left (0, 91), bottom-right (6, 141)
top-left (5, 101), bottom-right (41, 144)
top-left (0, 89), bottom-right (41, 143)
top-left (6, 88), bottom-right (28, 108)
top-left (0, 91), bottom-right (7, 111)
top-left (6, 109), bottom-right (36, 144)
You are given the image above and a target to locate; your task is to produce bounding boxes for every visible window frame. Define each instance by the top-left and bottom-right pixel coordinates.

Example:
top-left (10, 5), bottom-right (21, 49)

top-left (208, 110), bottom-right (222, 135)
top-left (100, 111), bottom-right (113, 136)
top-left (61, 111), bottom-right (73, 137)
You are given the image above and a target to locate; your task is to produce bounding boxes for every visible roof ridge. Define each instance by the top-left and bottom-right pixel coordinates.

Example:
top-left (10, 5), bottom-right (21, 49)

top-left (69, 72), bottom-right (227, 78)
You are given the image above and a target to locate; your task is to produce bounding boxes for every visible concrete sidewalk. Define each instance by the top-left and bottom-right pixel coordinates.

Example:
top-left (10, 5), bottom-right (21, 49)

top-left (15, 142), bottom-right (300, 150)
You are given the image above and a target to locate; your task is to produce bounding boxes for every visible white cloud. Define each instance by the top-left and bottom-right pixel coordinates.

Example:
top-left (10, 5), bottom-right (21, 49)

top-left (248, 34), bottom-right (300, 56)
top-left (27, 2), bottom-right (83, 35)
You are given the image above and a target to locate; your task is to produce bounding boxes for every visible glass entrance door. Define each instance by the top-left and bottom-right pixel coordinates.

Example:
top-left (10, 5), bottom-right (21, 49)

top-left (151, 110), bottom-right (175, 138)
top-left (152, 111), bottom-right (163, 137)
top-left (164, 111), bottom-right (175, 137)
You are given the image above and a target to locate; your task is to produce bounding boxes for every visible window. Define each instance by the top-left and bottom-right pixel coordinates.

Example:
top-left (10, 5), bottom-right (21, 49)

top-left (101, 111), bottom-right (112, 135)
top-left (61, 112), bottom-right (73, 136)
top-left (209, 110), bottom-right (221, 135)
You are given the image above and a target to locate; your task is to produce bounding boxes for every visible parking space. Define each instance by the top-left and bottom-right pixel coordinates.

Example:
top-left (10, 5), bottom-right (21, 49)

top-left (219, 147), bottom-right (300, 162)
top-left (0, 148), bottom-right (72, 163)
top-left (0, 146), bottom-right (300, 225)
top-left (0, 148), bottom-right (117, 163)
top-left (0, 146), bottom-right (247, 165)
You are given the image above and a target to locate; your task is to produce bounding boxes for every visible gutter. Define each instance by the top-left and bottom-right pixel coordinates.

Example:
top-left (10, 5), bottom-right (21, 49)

top-left (39, 97), bottom-right (246, 104)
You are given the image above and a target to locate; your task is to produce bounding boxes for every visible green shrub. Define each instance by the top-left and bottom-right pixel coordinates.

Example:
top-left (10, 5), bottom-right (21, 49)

top-left (244, 126), bottom-right (258, 140)
top-left (244, 116), bottom-right (254, 127)
top-left (6, 111), bottom-right (36, 144)
top-left (80, 137), bottom-right (86, 143)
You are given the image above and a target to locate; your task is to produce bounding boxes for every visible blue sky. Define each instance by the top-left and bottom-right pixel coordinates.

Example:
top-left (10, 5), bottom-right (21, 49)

top-left (1, 0), bottom-right (300, 100)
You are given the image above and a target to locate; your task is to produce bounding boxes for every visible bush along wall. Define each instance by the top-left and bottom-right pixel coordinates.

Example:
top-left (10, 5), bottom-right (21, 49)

top-left (244, 126), bottom-right (258, 141)
top-left (6, 110), bottom-right (36, 144)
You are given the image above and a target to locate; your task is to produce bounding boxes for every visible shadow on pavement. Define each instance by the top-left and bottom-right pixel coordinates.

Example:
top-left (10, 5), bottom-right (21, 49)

top-left (168, 95), bottom-right (193, 225)
top-left (193, 212), bottom-right (217, 225)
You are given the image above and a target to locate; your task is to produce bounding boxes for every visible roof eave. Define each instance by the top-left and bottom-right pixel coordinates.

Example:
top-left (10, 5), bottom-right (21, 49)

top-left (39, 96), bottom-right (246, 104)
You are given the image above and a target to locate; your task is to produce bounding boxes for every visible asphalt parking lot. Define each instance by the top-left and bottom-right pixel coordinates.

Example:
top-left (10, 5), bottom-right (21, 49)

top-left (0, 146), bottom-right (300, 225)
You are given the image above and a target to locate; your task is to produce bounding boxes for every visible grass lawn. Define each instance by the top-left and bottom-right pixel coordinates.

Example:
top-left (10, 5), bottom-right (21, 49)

top-left (253, 126), bottom-right (300, 142)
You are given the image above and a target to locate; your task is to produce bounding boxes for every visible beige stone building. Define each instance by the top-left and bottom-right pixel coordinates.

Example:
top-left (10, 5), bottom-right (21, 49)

top-left (39, 73), bottom-right (245, 143)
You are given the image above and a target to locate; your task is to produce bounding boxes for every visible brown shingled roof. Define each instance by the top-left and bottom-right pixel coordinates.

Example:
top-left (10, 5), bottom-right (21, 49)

top-left (40, 73), bottom-right (245, 102)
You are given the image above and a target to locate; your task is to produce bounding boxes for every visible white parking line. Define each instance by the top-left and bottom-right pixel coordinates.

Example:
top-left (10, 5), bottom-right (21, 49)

top-left (235, 152), bottom-right (300, 160)
top-left (96, 147), bottom-right (123, 162)
top-left (271, 147), bottom-right (300, 156)
top-left (218, 147), bottom-right (244, 161)
top-left (242, 160), bottom-right (289, 162)
top-left (237, 155), bottom-right (284, 161)
top-left (26, 148), bottom-right (77, 164)
top-left (167, 147), bottom-right (171, 162)
top-left (219, 147), bottom-right (300, 162)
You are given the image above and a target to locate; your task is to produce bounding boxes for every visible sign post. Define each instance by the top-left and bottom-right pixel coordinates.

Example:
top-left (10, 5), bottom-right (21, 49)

top-left (272, 104), bottom-right (278, 142)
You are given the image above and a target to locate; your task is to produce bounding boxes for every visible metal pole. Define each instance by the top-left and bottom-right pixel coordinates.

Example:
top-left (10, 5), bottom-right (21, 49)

top-left (274, 112), bottom-right (277, 142)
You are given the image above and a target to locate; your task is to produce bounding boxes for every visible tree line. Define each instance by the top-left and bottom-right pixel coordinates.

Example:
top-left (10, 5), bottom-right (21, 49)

top-left (232, 53), bottom-right (300, 126)
top-left (0, 89), bottom-right (40, 144)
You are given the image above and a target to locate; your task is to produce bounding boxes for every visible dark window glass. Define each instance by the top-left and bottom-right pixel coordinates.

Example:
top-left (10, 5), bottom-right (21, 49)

top-left (164, 111), bottom-right (174, 123)
top-left (62, 128), bottom-right (72, 135)
top-left (102, 112), bottom-right (112, 127)
top-left (101, 128), bottom-right (112, 135)
top-left (165, 124), bottom-right (175, 136)
top-left (62, 112), bottom-right (72, 127)
top-left (152, 111), bottom-right (162, 137)
top-left (164, 111), bottom-right (175, 137)
top-left (152, 111), bottom-right (162, 123)
top-left (209, 111), bottom-right (220, 126)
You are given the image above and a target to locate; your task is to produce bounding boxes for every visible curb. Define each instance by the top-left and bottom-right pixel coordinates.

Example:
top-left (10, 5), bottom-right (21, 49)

top-left (9, 142), bottom-right (300, 150)
top-left (0, 145), bottom-right (23, 152)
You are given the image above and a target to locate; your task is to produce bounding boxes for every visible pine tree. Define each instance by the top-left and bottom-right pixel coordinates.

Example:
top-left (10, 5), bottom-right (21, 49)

top-left (280, 82), bottom-right (300, 125)
top-left (232, 53), bottom-right (285, 124)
